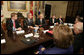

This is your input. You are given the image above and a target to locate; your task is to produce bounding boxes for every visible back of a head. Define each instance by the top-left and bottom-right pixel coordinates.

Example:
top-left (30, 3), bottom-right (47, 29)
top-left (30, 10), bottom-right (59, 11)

top-left (53, 25), bottom-right (74, 49)
top-left (74, 22), bottom-right (83, 32)
top-left (76, 17), bottom-right (83, 23)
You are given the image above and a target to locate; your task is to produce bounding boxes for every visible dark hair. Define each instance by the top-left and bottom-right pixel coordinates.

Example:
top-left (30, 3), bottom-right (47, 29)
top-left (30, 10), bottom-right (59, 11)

top-left (11, 13), bottom-right (17, 18)
top-left (53, 24), bottom-right (74, 49)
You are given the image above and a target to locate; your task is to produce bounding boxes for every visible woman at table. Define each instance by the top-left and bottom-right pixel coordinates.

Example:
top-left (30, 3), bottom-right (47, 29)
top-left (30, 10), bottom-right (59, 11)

top-left (35, 25), bottom-right (74, 54)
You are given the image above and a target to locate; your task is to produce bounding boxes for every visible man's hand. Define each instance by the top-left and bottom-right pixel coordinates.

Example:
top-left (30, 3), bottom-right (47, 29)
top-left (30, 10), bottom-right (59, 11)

top-left (17, 27), bottom-right (22, 31)
top-left (35, 25), bottom-right (39, 27)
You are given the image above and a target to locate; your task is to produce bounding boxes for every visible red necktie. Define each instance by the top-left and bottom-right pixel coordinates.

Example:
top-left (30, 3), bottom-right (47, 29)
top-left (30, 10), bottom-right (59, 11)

top-left (13, 21), bottom-right (16, 28)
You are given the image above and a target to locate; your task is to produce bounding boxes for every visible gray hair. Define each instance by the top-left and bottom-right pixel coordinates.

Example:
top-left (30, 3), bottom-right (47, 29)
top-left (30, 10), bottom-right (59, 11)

top-left (27, 13), bottom-right (32, 17)
top-left (75, 22), bottom-right (83, 31)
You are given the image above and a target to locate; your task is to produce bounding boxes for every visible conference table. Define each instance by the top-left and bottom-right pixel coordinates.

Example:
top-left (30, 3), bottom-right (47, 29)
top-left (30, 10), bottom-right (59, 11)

top-left (1, 27), bottom-right (54, 54)
top-left (1, 23), bottom-right (74, 54)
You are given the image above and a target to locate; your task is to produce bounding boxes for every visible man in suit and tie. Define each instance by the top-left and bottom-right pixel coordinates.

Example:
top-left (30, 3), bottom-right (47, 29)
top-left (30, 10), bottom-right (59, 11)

top-left (23, 13), bottom-right (34, 29)
top-left (6, 13), bottom-right (22, 32)
top-left (35, 13), bottom-right (46, 27)
top-left (57, 15), bottom-right (63, 24)
top-left (49, 15), bottom-right (58, 25)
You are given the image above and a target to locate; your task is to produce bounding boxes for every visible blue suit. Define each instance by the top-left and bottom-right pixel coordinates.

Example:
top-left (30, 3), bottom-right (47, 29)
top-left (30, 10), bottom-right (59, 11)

top-left (38, 45), bottom-right (73, 54)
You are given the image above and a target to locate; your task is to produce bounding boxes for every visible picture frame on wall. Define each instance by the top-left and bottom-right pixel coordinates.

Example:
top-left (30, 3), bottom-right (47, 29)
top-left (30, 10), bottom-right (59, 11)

top-left (7, 1), bottom-right (27, 12)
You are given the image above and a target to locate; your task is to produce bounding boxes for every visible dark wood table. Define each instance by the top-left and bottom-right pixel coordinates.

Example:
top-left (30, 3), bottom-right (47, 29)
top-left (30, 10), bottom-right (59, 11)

top-left (1, 28), bottom-right (53, 54)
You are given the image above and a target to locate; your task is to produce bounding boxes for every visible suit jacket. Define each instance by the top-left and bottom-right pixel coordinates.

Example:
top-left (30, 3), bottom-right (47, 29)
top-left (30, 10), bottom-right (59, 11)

top-left (49, 18), bottom-right (58, 25)
top-left (73, 33), bottom-right (83, 53)
top-left (39, 45), bottom-right (73, 54)
top-left (6, 19), bottom-right (21, 31)
top-left (23, 18), bottom-right (35, 28)
top-left (1, 26), bottom-right (4, 34)
top-left (35, 18), bottom-right (46, 26)
top-left (57, 18), bottom-right (63, 24)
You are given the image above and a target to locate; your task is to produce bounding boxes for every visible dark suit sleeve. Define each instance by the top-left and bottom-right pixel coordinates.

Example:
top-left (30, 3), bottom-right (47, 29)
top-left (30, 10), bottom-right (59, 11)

top-left (6, 19), bottom-right (12, 31)
top-left (35, 19), bottom-right (38, 25)
top-left (43, 19), bottom-right (46, 25)
top-left (49, 18), bottom-right (52, 24)
top-left (23, 19), bottom-right (28, 28)
top-left (16, 20), bottom-right (21, 28)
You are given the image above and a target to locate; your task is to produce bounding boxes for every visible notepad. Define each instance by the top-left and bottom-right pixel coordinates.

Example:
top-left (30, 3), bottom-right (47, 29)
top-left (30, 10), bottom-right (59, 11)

top-left (43, 30), bottom-right (49, 34)
top-left (25, 33), bottom-right (33, 38)
top-left (50, 26), bottom-right (54, 28)
top-left (1, 39), bottom-right (6, 44)
top-left (16, 30), bottom-right (25, 34)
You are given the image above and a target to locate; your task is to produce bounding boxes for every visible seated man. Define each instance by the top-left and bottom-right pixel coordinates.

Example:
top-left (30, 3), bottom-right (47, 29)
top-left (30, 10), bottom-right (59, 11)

top-left (6, 13), bottom-right (22, 32)
top-left (57, 16), bottom-right (63, 24)
top-left (73, 22), bottom-right (83, 54)
top-left (49, 15), bottom-right (58, 25)
top-left (35, 25), bottom-right (74, 54)
top-left (23, 13), bottom-right (35, 29)
top-left (35, 13), bottom-right (46, 27)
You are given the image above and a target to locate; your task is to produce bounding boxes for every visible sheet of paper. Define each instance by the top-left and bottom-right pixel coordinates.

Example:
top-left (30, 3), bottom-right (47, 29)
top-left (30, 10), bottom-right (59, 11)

top-left (43, 30), bottom-right (49, 34)
top-left (50, 26), bottom-right (54, 28)
top-left (1, 39), bottom-right (6, 44)
top-left (16, 30), bottom-right (25, 34)
top-left (69, 26), bottom-right (74, 29)
top-left (25, 33), bottom-right (33, 38)
top-left (34, 33), bottom-right (39, 38)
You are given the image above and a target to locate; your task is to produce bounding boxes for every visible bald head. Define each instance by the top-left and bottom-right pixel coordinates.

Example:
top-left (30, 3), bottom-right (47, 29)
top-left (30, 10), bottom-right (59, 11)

top-left (74, 22), bottom-right (83, 34)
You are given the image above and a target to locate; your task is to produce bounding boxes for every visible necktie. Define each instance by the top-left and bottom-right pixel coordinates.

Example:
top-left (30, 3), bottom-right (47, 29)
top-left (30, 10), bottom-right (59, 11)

top-left (13, 21), bottom-right (16, 28)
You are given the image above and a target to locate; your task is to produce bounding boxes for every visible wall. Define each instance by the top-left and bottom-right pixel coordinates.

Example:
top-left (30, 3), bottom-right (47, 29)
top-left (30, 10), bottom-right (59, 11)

top-left (1, 1), bottom-right (30, 23)
top-left (1, 1), bottom-right (68, 23)
top-left (45, 1), bottom-right (68, 19)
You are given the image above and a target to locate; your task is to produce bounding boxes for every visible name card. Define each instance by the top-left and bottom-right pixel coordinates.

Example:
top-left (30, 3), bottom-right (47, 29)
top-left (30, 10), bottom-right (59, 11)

top-left (16, 30), bottom-right (25, 34)
top-left (50, 26), bottom-right (54, 28)
top-left (43, 30), bottom-right (49, 34)
top-left (34, 33), bottom-right (39, 38)
top-left (25, 33), bottom-right (33, 38)
top-left (1, 39), bottom-right (6, 44)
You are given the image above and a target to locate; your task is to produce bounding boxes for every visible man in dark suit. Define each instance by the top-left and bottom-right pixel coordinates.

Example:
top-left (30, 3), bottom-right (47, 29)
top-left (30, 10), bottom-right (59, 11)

top-left (73, 22), bottom-right (83, 54)
top-left (49, 15), bottom-right (58, 25)
top-left (35, 14), bottom-right (46, 27)
top-left (23, 13), bottom-right (35, 29)
top-left (57, 16), bottom-right (63, 24)
top-left (6, 13), bottom-right (22, 32)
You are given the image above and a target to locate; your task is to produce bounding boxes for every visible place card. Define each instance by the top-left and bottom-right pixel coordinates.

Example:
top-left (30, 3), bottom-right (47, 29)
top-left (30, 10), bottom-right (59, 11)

top-left (64, 23), bottom-right (68, 25)
top-left (25, 33), bottom-right (33, 38)
top-left (34, 33), bottom-right (39, 38)
top-left (16, 30), bottom-right (25, 34)
top-left (50, 26), bottom-right (54, 28)
top-left (1, 39), bottom-right (6, 44)
top-left (43, 30), bottom-right (49, 34)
